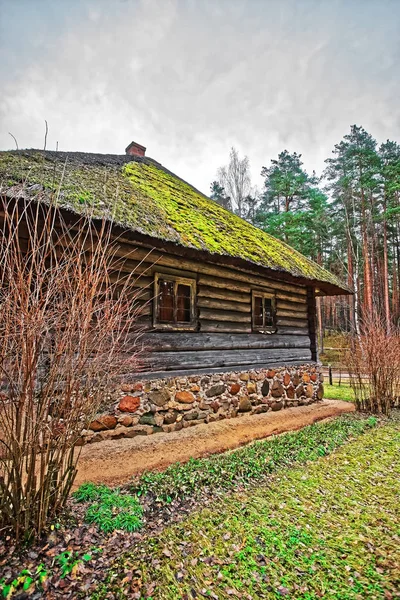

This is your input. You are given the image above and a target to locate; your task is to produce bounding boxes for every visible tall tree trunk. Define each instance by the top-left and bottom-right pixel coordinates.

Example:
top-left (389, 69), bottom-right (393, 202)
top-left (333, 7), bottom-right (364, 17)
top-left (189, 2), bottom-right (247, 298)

top-left (347, 232), bottom-right (356, 332)
top-left (354, 272), bottom-right (361, 335)
top-left (361, 192), bottom-right (373, 319)
top-left (382, 198), bottom-right (391, 333)
top-left (392, 253), bottom-right (398, 325)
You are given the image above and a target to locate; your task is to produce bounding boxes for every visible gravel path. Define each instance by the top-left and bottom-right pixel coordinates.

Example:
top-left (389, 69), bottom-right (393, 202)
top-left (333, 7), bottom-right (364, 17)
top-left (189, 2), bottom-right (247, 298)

top-left (74, 399), bottom-right (354, 488)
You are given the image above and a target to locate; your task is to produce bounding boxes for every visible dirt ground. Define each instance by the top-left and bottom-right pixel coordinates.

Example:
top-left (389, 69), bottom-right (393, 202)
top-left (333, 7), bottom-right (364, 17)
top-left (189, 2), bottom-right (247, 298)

top-left (74, 399), bottom-right (354, 489)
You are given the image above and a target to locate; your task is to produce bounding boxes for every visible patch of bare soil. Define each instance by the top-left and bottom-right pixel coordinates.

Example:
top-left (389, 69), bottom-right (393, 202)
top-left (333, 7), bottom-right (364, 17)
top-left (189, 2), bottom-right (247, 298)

top-left (74, 399), bottom-right (354, 488)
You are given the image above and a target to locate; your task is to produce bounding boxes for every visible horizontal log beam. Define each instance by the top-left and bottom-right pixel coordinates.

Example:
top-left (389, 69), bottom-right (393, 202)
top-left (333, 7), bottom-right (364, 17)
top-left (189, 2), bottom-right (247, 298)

top-left (197, 285), bottom-right (250, 304)
top-left (200, 320), bottom-right (252, 333)
top-left (276, 326), bottom-right (310, 336)
top-left (143, 332), bottom-right (310, 352)
top-left (198, 274), bottom-right (250, 293)
top-left (197, 297), bottom-right (251, 313)
top-left (276, 299), bottom-right (308, 311)
top-left (138, 359), bottom-right (317, 379)
top-left (199, 308), bottom-right (250, 323)
top-left (145, 347), bottom-right (312, 371)
top-left (277, 309), bottom-right (308, 319)
top-left (276, 318), bottom-right (308, 328)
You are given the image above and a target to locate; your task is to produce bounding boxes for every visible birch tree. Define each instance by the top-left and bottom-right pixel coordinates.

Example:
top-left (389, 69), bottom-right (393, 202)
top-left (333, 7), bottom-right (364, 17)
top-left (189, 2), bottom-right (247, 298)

top-left (217, 147), bottom-right (251, 217)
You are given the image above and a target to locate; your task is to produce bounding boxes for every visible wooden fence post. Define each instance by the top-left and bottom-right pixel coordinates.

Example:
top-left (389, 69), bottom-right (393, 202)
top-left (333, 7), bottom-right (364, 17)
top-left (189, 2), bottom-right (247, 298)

top-left (329, 364), bottom-right (333, 386)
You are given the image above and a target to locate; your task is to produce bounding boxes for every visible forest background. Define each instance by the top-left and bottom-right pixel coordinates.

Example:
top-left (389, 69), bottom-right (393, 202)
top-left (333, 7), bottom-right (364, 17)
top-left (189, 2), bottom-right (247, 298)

top-left (211, 125), bottom-right (400, 349)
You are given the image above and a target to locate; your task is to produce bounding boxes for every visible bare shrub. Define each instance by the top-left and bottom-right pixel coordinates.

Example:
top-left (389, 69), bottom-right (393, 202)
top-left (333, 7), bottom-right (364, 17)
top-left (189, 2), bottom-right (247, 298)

top-left (0, 197), bottom-right (145, 543)
top-left (347, 317), bottom-right (400, 414)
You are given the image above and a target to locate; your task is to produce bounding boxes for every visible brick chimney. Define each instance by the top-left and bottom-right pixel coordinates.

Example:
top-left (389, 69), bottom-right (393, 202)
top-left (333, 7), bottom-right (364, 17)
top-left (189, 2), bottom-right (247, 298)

top-left (125, 140), bottom-right (146, 157)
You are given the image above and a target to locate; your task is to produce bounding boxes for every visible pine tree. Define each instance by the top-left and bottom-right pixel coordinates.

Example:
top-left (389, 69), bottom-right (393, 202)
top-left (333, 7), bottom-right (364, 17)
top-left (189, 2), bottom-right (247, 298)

top-left (257, 150), bottom-right (328, 259)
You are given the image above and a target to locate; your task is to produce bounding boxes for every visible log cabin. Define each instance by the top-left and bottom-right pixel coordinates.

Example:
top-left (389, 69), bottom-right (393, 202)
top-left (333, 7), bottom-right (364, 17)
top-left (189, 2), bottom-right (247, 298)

top-left (0, 142), bottom-right (350, 379)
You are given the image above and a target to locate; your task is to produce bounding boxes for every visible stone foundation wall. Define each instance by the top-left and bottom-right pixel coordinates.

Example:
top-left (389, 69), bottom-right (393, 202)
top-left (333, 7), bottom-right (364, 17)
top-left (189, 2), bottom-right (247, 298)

top-left (81, 364), bottom-right (324, 445)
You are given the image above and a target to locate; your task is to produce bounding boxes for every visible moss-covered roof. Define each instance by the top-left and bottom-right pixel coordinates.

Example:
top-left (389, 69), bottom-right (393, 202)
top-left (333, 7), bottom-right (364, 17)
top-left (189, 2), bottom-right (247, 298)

top-left (0, 149), bottom-right (350, 295)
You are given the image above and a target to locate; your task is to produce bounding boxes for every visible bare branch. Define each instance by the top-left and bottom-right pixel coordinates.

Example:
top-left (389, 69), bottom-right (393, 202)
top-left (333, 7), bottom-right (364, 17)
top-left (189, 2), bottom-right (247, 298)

top-left (8, 132), bottom-right (18, 150)
top-left (44, 119), bottom-right (48, 151)
top-left (0, 194), bottom-right (146, 543)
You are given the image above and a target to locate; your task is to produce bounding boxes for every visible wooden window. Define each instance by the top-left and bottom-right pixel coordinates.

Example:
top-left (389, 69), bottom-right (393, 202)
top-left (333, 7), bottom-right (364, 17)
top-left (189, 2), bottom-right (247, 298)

top-left (252, 291), bottom-right (276, 332)
top-left (154, 274), bottom-right (196, 329)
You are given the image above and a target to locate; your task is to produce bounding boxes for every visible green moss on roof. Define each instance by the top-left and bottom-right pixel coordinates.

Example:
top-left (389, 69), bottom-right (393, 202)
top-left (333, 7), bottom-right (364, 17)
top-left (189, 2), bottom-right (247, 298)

top-left (0, 150), bottom-right (349, 293)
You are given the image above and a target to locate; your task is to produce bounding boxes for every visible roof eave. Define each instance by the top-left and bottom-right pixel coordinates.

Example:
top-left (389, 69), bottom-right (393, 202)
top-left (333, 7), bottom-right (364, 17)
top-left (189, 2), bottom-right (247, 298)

top-left (105, 219), bottom-right (353, 296)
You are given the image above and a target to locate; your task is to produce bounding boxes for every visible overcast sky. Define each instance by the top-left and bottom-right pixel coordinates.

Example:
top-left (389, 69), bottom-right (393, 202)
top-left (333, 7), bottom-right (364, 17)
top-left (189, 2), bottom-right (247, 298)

top-left (1, 0), bottom-right (399, 194)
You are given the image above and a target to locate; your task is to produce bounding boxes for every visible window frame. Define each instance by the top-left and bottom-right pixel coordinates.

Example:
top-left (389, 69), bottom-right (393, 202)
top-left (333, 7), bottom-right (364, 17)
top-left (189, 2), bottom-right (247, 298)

top-left (251, 290), bottom-right (277, 333)
top-left (153, 273), bottom-right (197, 330)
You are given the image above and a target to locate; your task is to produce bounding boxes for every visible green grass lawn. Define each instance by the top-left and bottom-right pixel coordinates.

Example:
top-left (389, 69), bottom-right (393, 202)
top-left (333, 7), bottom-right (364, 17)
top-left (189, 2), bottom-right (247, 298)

top-left (324, 383), bottom-right (355, 402)
top-left (97, 419), bottom-right (400, 599)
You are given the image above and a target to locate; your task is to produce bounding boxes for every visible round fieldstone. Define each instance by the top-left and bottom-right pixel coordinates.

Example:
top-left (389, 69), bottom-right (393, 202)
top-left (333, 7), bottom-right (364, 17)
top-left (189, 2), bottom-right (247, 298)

top-left (229, 383), bottom-right (241, 395)
top-left (238, 395), bottom-right (252, 412)
top-left (271, 380), bottom-right (284, 398)
top-left (164, 410), bottom-right (178, 425)
top-left (253, 405), bottom-right (269, 414)
top-left (148, 389), bottom-right (170, 407)
top-left (305, 383), bottom-right (314, 398)
top-left (89, 415), bottom-right (118, 432)
top-left (119, 415), bottom-right (133, 427)
top-left (175, 391), bottom-right (195, 404)
top-left (283, 372), bottom-right (291, 386)
top-left (271, 401), bottom-right (283, 411)
top-left (261, 379), bottom-right (270, 397)
top-left (286, 384), bottom-right (295, 399)
top-left (118, 395), bottom-right (140, 413)
top-left (139, 413), bottom-right (157, 426)
top-left (206, 384), bottom-right (226, 397)
top-left (184, 410), bottom-right (199, 421)
top-left (121, 383), bottom-right (134, 392)
top-left (246, 382), bottom-right (257, 394)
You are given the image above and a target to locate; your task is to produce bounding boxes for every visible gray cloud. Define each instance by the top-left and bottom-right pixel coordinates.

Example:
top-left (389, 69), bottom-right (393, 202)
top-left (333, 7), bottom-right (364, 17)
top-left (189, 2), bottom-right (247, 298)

top-left (1, 0), bottom-right (399, 194)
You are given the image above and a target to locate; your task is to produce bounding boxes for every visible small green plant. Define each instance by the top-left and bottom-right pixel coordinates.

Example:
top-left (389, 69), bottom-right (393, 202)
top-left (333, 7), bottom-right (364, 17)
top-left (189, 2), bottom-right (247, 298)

top-left (73, 484), bottom-right (143, 533)
top-left (0, 564), bottom-right (48, 598)
top-left (73, 482), bottom-right (110, 503)
top-left (55, 551), bottom-right (83, 578)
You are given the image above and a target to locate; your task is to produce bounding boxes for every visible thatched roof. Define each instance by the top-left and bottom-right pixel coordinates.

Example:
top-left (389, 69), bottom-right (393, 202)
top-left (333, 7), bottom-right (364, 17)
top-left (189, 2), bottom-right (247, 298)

top-left (0, 149), bottom-right (351, 295)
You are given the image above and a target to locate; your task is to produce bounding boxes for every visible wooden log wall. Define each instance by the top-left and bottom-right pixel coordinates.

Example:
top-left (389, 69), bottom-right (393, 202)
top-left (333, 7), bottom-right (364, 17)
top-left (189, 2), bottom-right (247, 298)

top-left (111, 240), bottom-right (314, 374)
top-left (1, 208), bottom-right (315, 375)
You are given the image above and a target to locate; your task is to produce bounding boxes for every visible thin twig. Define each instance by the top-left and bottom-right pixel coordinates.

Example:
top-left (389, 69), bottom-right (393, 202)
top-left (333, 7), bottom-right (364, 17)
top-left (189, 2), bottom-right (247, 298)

top-left (8, 132), bottom-right (18, 150)
top-left (44, 120), bottom-right (48, 151)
